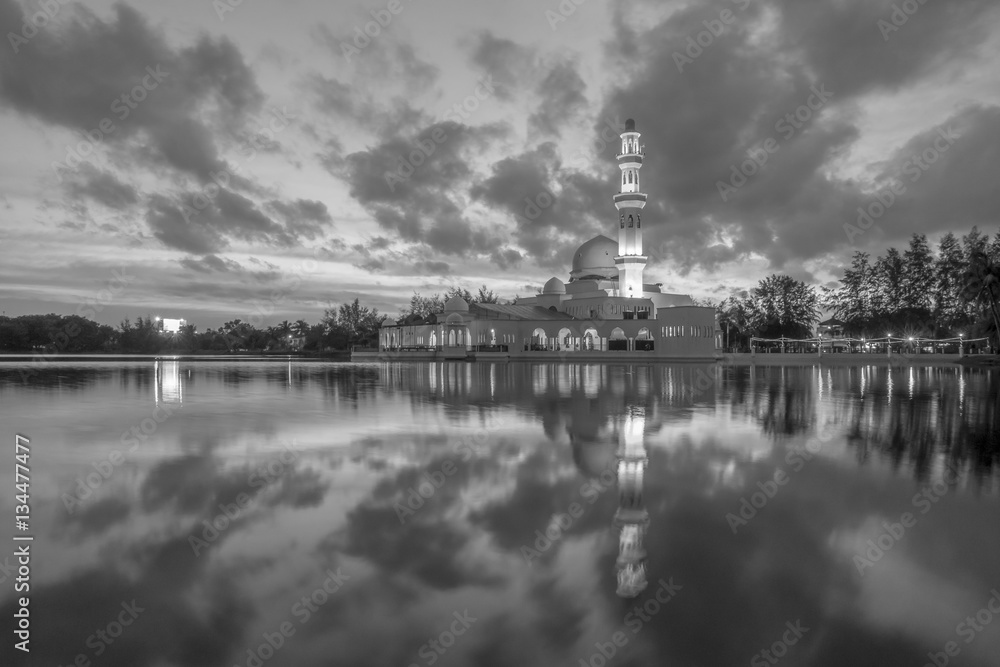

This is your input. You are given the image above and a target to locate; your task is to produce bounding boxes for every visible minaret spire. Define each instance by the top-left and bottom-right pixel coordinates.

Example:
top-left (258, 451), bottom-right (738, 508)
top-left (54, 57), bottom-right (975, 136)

top-left (614, 118), bottom-right (648, 297)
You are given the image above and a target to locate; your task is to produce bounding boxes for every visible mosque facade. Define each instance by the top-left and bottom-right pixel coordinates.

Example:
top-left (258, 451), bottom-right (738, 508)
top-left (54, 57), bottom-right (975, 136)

top-left (371, 119), bottom-right (720, 361)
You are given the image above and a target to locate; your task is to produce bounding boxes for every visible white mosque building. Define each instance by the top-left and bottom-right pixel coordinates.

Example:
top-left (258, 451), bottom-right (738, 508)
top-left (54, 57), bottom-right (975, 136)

top-left (369, 119), bottom-right (720, 361)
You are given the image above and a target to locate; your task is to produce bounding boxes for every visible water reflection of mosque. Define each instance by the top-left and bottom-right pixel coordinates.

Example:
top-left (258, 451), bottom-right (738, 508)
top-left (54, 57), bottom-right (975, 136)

top-left (615, 405), bottom-right (649, 597)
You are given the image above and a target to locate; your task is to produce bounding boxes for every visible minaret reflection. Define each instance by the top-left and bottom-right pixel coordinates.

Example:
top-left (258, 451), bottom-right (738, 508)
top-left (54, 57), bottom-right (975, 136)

top-left (614, 405), bottom-right (648, 598)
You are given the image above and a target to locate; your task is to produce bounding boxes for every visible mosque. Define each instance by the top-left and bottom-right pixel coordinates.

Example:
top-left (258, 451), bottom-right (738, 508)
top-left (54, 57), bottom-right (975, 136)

top-left (372, 119), bottom-right (720, 360)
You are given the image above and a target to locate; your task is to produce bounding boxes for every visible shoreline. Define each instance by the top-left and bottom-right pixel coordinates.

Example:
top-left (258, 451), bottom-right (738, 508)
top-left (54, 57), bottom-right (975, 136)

top-left (0, 351), bottom-right (351, 362)
top-left (0, 352), bottom-right (996, 367)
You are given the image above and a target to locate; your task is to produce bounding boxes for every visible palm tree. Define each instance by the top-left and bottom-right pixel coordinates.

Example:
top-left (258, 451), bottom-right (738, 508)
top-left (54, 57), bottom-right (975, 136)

top-left (962, 250), bottom-right (1000, 350)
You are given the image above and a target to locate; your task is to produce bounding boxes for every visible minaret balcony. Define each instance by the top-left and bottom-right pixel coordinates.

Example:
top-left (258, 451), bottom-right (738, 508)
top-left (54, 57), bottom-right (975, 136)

top-left (613, 193), bottom-right (647, 206)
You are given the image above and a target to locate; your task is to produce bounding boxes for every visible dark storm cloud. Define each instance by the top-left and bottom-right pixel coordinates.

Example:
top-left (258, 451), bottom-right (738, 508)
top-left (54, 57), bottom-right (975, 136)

top-left (468, 31), bottom-right (537, 102)
top-left (266, 198), bottom-right (332, 239)
top-left (178, 254), bottom-right (243, 274)
top-left (60, 162), bottom-right (139, 209)
top-left (595, 0), bottom-right (1000, 273)
top-left (307, 31), bottom-right (438, 137)
top-left (0, 1), bottom-right (264, 182)
top-left (470, 142), bottom-right (611, 269)
top-left (491, 247), bottom-right (523, 269)
top-left (312, 25), bottom-right (439, 94)
top-left (0, 0), bottom-right (329, 260)
top-left (468, 31), bottom-right (588, 138)
top-left (861, 105), bottom-right (1000, 248)
top-left (59, 496), bottom-right (131, 538)
top-left (145, 194), bottom-right (225, 255)
top-left (412, 260), bottom-right (450, 275)
top-left (213, 188), bottom-right (292, 243)
top-left (527, 60), bottom-right (588, 138)
top-left (324, 120), bottom-right (510, 260)
top-left (145, 188), bottom-right (304, 254)
top-left (771, 0), bottom-right (997, 99)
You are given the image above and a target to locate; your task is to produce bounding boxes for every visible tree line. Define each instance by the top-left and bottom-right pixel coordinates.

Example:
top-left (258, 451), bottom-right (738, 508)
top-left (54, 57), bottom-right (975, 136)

top-left (0, 284), bottom-right (503, 354)
top-left (713, 227), bottom-right (1000, 350)
top-left (0, 298), bottom-right (386, 354)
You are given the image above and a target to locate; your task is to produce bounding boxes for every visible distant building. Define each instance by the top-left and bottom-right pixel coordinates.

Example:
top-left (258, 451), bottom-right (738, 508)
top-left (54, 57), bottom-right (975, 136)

top-left (370, 119), bottom-right (720, 361)
top-left (156, 317), bottom-right (186, 334)
top-left (817, 318), bottom-right (849, 352)
top-left (817, 318), bottom-right (845, 338)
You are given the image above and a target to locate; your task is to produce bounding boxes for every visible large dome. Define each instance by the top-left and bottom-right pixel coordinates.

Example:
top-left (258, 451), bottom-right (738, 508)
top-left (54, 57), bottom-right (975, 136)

top-left (570, 235), bottom-right (618, 282)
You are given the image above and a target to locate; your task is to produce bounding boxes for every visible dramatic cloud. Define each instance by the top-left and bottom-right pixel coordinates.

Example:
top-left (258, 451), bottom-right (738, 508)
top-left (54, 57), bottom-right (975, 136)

top-left (588, 0), bottom-right (1000, 274)
top-left (1, 0), bottom-right (999, 324)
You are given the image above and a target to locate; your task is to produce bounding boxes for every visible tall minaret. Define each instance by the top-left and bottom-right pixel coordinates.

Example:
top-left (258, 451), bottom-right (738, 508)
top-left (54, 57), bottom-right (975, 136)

top-left (614, 118), bottom-right (648, 298)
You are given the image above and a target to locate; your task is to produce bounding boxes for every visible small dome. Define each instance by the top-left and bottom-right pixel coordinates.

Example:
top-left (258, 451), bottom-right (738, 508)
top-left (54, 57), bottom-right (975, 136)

top-left (625, 118), bottom-right (635, 131)
top-left (444, 296), bottom-right (469, 312)
top-left (382, 319), bottom-right (397, 327)
top-left (543, 277), bottom-right (566, 294)
top-left (445, 312), bottom-right (465, 325)
top-left (570, 235), bottom-right (618, 282)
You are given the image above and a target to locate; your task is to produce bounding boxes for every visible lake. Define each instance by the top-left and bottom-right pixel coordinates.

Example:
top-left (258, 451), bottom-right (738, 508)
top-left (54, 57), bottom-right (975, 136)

top-left (1, 360), bottom-right (999, 667)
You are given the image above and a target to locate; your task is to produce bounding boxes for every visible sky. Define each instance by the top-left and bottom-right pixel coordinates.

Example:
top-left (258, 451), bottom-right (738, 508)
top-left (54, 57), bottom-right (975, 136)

top-left (1, 0), bottom-right (999, 330)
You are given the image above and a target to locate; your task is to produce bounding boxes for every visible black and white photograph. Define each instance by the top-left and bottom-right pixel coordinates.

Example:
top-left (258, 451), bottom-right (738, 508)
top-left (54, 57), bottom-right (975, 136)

top-left (1, 0), bottom-right (1000, 665)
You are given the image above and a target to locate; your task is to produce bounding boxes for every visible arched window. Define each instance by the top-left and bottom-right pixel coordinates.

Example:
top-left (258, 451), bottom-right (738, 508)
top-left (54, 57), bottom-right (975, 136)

top-left (637, 214), bottom-right (641, 228)
top-left (628, 215), bottom-right (633, 228)
top-left (620, 214), bottom-right (625, 228)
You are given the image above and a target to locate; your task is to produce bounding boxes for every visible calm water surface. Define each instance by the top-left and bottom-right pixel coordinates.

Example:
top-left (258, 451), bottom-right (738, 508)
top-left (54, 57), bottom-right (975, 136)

top-left (1, 360), bottom-right (999, 667)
